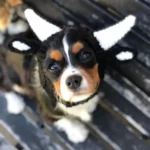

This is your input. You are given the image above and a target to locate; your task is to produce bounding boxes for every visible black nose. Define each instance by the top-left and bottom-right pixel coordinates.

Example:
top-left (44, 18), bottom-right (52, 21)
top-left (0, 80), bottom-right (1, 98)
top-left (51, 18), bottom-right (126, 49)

top-left (66, 75), bottom-right (82, 90)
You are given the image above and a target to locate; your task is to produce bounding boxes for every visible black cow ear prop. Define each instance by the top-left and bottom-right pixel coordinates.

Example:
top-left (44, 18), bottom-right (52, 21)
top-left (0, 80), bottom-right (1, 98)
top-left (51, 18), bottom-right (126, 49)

top-left (115, 49), bottom-right (135, 61)
top-left (110, 45), bottom-right (137, 62)
top-left (8, 38), bottom-right (41, 54)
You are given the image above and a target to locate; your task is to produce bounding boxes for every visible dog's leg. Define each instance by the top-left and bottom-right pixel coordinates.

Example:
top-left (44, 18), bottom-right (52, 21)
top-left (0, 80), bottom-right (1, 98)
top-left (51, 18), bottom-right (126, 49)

top-left (54, 117), bottom-right (89, 143)
top-left (4, 91), bottom-right (25, 114)
top-left (79, 111), bottom-right (92, 122)
top-left (12, 84), bottom-right (34, 97)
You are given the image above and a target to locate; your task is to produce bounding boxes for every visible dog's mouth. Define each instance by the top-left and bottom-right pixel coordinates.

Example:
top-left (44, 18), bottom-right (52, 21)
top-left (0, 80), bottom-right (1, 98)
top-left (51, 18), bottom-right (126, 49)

top-left (68, 91), bottom-right (94, 103)
top-left (58, 90), bottom-right (99, 107)
top-left (57, 84), bottom-right (100, 107)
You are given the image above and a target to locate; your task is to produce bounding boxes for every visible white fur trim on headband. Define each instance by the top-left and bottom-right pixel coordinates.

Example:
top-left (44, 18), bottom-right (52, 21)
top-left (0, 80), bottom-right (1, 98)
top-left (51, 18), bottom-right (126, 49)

top-left (12, 41), bottom-right (30, 51)
top-left (116, 51), bottom-right (133, 61)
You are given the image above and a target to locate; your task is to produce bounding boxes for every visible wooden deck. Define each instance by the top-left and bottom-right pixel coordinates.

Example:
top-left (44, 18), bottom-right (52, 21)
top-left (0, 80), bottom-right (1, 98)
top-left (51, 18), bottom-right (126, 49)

top-left (0, 0), bottom-right (150, 149)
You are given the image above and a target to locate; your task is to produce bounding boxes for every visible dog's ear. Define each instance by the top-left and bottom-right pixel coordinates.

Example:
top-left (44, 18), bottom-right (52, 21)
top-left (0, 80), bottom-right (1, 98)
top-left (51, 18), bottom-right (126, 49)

top-left (109, 45), bottom-right (137, 62)
top-left (8, 38), bottom-right (41, 54)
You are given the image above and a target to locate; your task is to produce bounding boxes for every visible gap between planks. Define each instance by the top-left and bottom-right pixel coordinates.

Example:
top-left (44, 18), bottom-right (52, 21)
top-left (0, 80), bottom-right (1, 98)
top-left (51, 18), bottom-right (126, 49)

top-left (0, 123), bottom-right (26, 150)
top-left (23, 107), bottom-right (75, 150)
top-left (99, 100), bottom-right (150, 143)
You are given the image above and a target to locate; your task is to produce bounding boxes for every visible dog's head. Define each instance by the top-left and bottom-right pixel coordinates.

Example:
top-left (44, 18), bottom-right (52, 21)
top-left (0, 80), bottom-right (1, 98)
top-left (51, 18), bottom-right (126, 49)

top-left (8, 9), bottom-right (136, 105)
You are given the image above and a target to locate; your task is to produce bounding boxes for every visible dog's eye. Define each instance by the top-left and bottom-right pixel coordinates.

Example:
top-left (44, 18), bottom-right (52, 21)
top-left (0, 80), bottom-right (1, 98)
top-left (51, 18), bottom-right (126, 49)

top-left (80, 51), bottom-right (92, 61)
top-left (48, 63), bottom-right (60, 71)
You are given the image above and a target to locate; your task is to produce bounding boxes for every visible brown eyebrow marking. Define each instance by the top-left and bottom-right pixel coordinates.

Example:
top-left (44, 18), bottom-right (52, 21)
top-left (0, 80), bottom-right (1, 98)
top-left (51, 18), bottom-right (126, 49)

top-left (50, 50), bottom-right (63, 61)
top-left (72, 42), bottom-right (84, 54)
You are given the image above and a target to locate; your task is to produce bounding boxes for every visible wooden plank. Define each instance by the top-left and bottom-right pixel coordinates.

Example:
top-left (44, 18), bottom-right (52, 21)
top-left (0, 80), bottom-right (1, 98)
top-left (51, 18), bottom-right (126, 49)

top-left (99, 100), bottom-right (150, 141)
top-left (110, 60), bottom-right (150, 96)
top-left (92, 105), bottom-right (150, 150)
top-left (53, 131), bottom-right (108, 150)
top-left (0, 94), bottom-right (70, 150)
top-left (137, 52), bottom-right (150, 69)
top-left (0, 134), bottom-right (17, 150)
top-left (0, 124), bottom-right (25, 150)
top-left (139, 0), bottom-right (150, 7)
top-left (105, 68), bottom-right (150, 120)
top-left (99, 69), bottom-right (150, 141)
top-left (100, 81), bottom-right (150, 136)
top-left (23, 0), bottom-right (79, 26)
top-left (53, 0), bottom-right (114, 29)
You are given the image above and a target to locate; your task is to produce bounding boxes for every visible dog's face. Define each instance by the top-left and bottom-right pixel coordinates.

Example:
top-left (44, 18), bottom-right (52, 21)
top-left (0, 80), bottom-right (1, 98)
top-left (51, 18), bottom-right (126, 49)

top-left (8, 25), bottom-right (136, 104)
top-left (42, 27), bottom-right (101, 103)
top-left (8, 9), bottom-right (136, 105)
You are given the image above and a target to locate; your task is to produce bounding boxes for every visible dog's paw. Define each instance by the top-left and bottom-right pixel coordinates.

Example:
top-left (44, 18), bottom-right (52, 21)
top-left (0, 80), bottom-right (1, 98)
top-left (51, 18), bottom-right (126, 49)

top-left (5, 92), bottom-right (25, 114)
top-left (54, 118), bottom-right (89, 143)
top-left (80, 111), bottom-right (92, 122)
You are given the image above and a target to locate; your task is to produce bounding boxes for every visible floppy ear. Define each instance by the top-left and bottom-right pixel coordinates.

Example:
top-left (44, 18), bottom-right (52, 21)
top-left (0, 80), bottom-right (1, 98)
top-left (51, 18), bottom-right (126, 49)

top-left (109, 45), bottom-right (137, 62)
top-left (8, 38), bottom-right (41, 54)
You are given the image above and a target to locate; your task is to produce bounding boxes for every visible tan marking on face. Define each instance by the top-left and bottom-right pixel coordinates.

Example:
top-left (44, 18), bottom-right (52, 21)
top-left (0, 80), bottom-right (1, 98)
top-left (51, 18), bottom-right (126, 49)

top-left (78, 64), bottom-right (100, 94)
top-left (52, 68), bottom-right (65, 99)
top-left (50, 50), bottom-right (63, 61)
top-left (72, 42), bottom-right (84, 54)
top-left (53, 78), bottom-right (61, 97)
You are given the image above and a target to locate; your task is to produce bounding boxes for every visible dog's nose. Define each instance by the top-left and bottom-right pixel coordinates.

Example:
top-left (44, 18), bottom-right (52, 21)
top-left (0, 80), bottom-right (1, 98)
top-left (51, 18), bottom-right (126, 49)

top-left (66, 75), bottom-right (82, 90)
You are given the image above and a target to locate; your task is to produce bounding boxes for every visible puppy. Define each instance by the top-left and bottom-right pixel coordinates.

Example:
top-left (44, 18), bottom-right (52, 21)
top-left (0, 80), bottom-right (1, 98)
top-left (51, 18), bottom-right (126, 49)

top-left (0, 45), bottom-right (35, 114)
top-left (0, 0), bottom-right (29, 114)
top-left (7, 8), bottom-right (136, 143)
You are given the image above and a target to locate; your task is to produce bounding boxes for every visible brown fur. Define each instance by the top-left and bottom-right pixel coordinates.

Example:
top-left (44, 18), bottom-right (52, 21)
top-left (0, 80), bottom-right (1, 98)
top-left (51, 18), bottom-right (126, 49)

top-left (53, 78), bottom-right (61, 97)
top-left (0, 46), bottom-right (34, 96)
top-left (78, 64), bottom-right (100, 94)
top-left (0, 0), bottom-right (22, 31)
top-left (7, 51), bottom-right (25, 84)
top-left (8, 0), bottom-right (22, 6)
top-left (72, 42), bottom-right (84, 54)
top-left (50, 50), bottom-right (63, 61)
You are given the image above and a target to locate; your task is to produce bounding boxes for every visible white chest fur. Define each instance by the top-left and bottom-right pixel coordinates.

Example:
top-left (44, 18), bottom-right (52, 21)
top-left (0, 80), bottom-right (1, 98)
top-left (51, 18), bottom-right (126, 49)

top-left (57, 95), bottom-right (99, 122)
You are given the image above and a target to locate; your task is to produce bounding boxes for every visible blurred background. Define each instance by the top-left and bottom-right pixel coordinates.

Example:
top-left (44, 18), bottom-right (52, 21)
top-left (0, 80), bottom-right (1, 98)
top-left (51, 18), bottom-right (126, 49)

top-left (0, 0), bottom-right (150, 150)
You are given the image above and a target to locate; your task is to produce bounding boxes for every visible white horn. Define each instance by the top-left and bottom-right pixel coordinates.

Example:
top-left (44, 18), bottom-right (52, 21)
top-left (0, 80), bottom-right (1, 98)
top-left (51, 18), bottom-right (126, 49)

top-left (24, 9), bottom-right (61, 41)
top-left (94, 15), bottom-right (136, 50)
